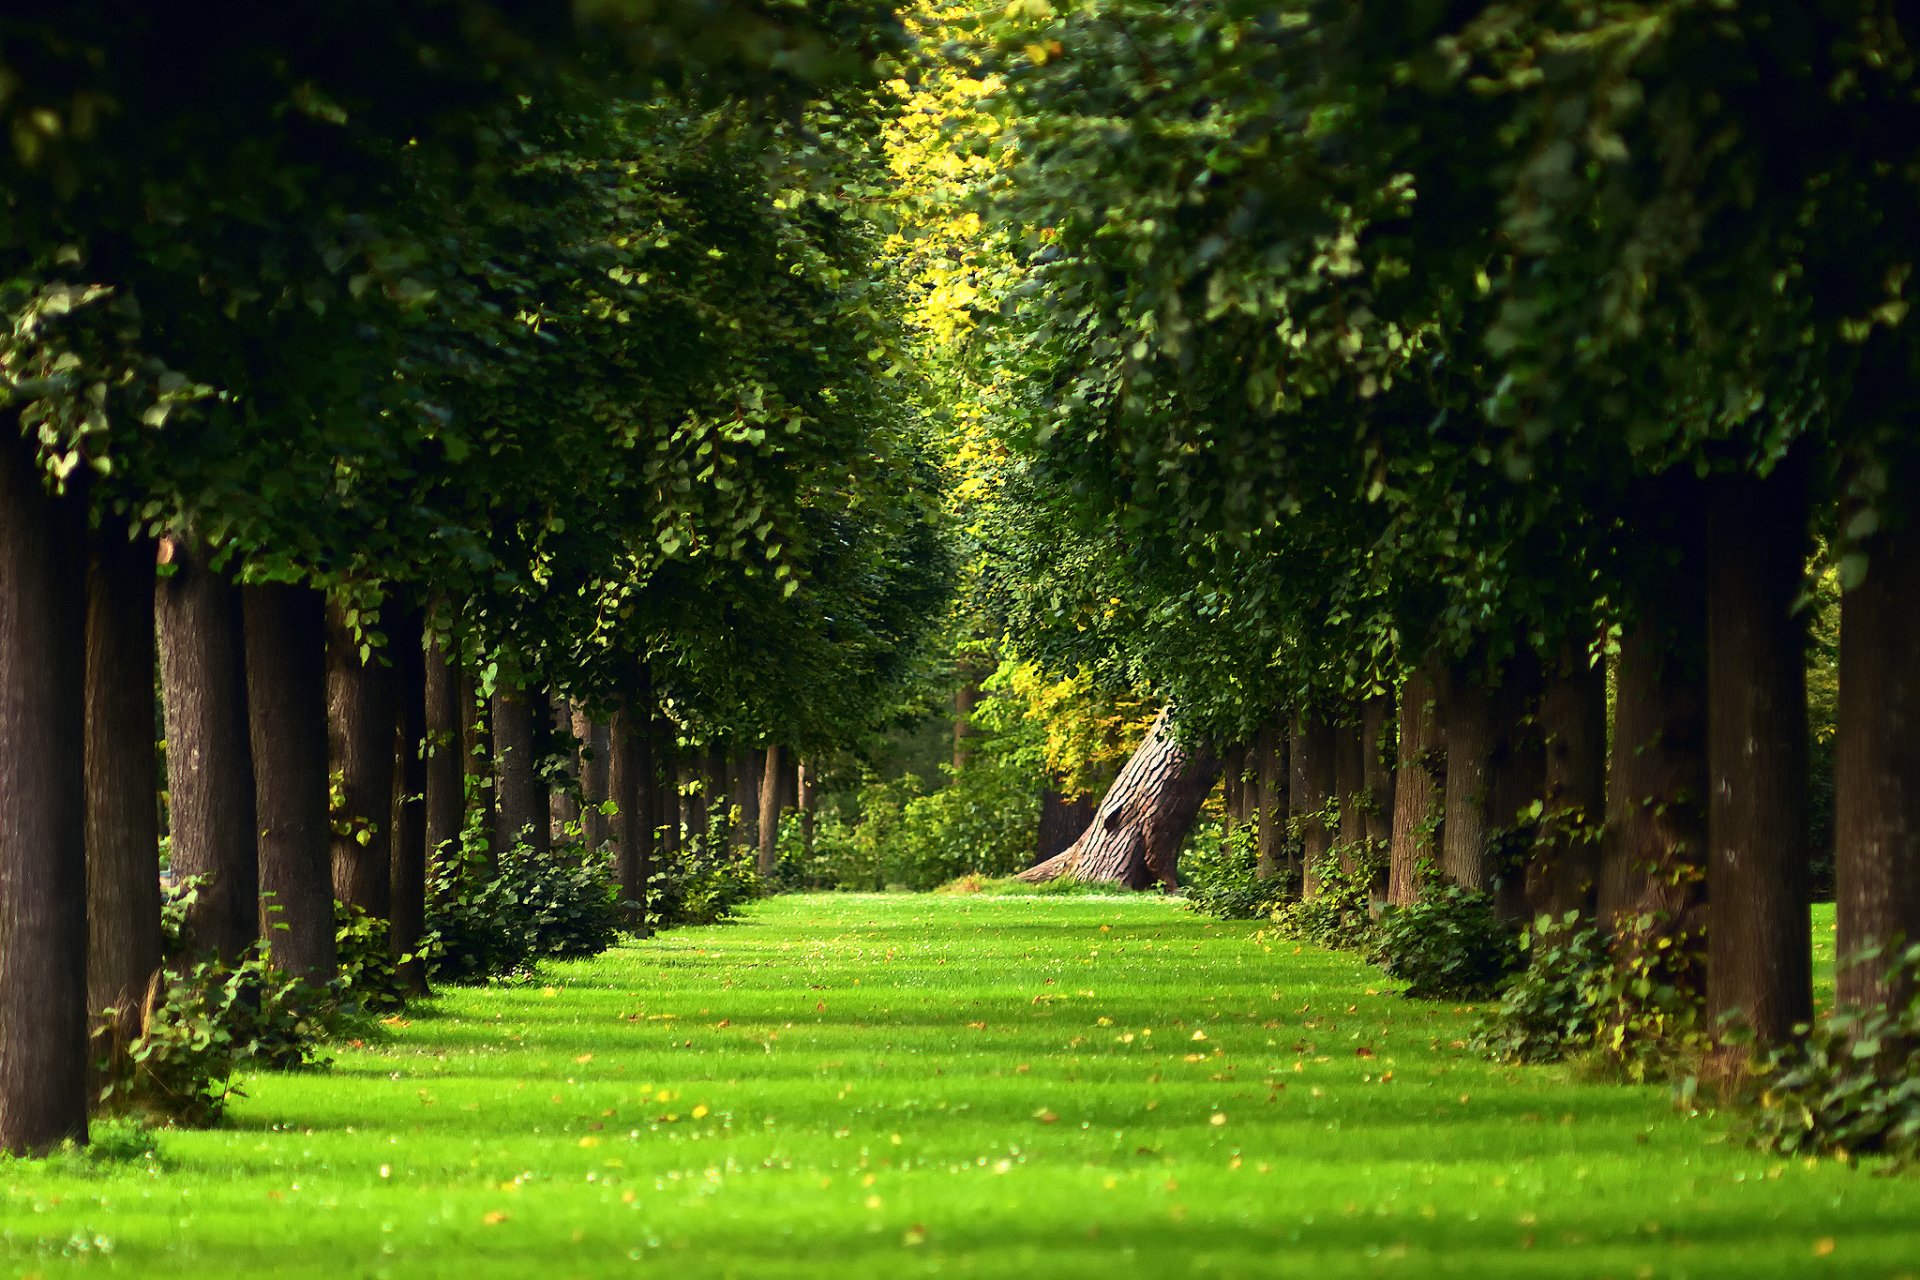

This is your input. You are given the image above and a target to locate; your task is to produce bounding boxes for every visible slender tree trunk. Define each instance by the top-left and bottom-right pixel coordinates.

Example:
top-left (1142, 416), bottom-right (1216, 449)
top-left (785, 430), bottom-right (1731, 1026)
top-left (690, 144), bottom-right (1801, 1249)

top-left (389, 611), bottom-right (428, 993)
top-left (550, 698), bottom-right (580, 842)
top-left (1360, 695), bottom-right (1395, 846)
top-left (610, 701), bottom-right (653, 931)
top-left (1834, 475), bottom-right (1920, 1011)
top-left (758, 744), bottom-right (786, 876)
top-left (1705, 462), bottom-right (1813, 1060)
top-left (1334, 714), bottom-right (1367, 858)
top-left (1037, 782), bottom-right (1094, 864)
top-left (1528, 648), bottom-right (1606, 923)
top-left (1599, 499), bottom-right (1709, 1006)
top-left (156, 539), bottom-right (257, 961)
top-left (580, 710), bottom-right (611, 854)
top-left (84, 520), bottom-right (163, 1081)
top-left (458, 667), bottom-right (494, 862)
top-left (1293, 712), bottom-right (1335, 898)
top-left (1441, 667), bottom-right (1496, 892)
top-left (655, 726), bottom-right (680, 862)
top-left (1487, 661), bottom-right (1545, 920)
top-left (244, 583), bottom-right (336, 979)
top-left (423, 638), bottom-right (463, 870)
top-left (1388, 664), bottom-right (1443, 907)
top-left (1254, 719), bottom-right (1289, 881)
top-left (704, 745), bottom-right (728, 839)
top-left (1020, 708), bottom-right (1219, 889)
top-left (797, 759), bottom-right (818, 856)
top-left (953, 662), bottom-right (985, 772)
top-left (492, 683), bottom-right (543, 857)
top-left (731, 748), bottom-right (764, 853)
top-left (0, 435), bottom-right (88, 1153)
top-left (1222, 745), bottom-right (1244, 836)
top-left (326, 601), bottom-right (395, 919)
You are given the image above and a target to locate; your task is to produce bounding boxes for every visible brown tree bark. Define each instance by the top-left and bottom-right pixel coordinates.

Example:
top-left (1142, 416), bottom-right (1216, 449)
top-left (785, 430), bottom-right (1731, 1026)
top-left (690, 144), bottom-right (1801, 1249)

top-left (1019, 708), bottom-right (1220, 889)
top-left (1221, 746), bottom-right (1245, 835)
top-left (731, 747), bottom-right (764, 853)
top-left (797, 759), bottom-right (818, 855)
top-left (1037, 781), bottom-right (1094, 864)
top-left (1334, 715), bottom-right (1368, 856)
top-left (423, 638), bottom-right (463, 868)
top-left (1388, 665), bottom-right (1443, 907)
top-left (156, 539), bottom-right (257, 961)
top-left (1487, 662), bottom-right (1545, 920)
top-left (1834, 478), bottom-right (1920, 1011)
top-left (1360, 694), bottom-right (1395, 847)
top-left (655, 724), bottom-right (680, 862)
top-left (610, 701), bottom-right (653, 930)
top-left (492, 683), bottom-right (544, 857)
top-left (0, 434), bottom-right (89, 1153)
top-left (758, 743), bottom-right (786, 876)
top-left (84, 520), bottom-right (163, 1079)
top-left (1527, 649), bottom-right (1606, 923)
top-left (953, 661), bottom-right (985, 773)
top-left (1254, 719), bottom-right (1289, 881)
top-left (244, 583), bottom-right (336, 979)
top-left (1706, 462), bottom-right (1813, 1058)
top-left (1441, 667), bottom-right (1496, 892)
top-left (1292, 712), bottom-right (1336, 897)
top-left (550, 698), bottom-right (581, 841)
top-left (326, 601), bottom-right (395, 919)
top-left (389, 610), bottom-right (428, 993)
top-left (458, 667), bottom-right (495, 861)
top-left (580, 709), bottom-right (611, 854)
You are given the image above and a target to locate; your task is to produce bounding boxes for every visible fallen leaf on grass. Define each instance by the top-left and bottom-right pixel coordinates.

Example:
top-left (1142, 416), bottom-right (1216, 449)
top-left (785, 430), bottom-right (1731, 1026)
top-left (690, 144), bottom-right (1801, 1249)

top-left (1034, 1108), bottom-right (1059, 1124)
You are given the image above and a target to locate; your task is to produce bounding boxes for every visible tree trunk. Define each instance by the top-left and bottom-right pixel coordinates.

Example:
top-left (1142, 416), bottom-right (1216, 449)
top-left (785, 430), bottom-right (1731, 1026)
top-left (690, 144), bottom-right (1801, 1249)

top-left (610, 701), bottom-right (653, 931)
top-left (84, 520), bottom-right (163, 1081)
top-left (458, 667), bottom-right (494, 862)
top-left (550, 698), bottom-right (581, 842)
top-left (1018, 708), bottom-right (1219, 889)
top-left (1334, 714), bottom-right (1367, 857)
top-left (953, 662), bottom-right (984, 773)
top-left (156, 539), bottom-right (257, 961)
top-left (1037, 782), bottom-right (1093, 864)
top-left (1705, 462), bottom-right (1813, 1060)
top-left (0, 434), bottom-right (89, 1153)
top-left (326, 601), bottom-right (395, 919)
top-left (1599, 507), bottom-right (1709, 1007)
top-left (580, 709), bottom-right (611, 854)
top-left (1441, 667), bottom-right (1496, 892)
top-left (731, 748), bottom-right (764, 853)
top-left (655, 726), bottom-right (680, 862)
top-left (797, 759), bottom-right (818, 855)
top-left (244, 583), bottom-right (336, 979)
top-left (1388, 664), bottom-right (1443, 907)
top-left (389, 610), bottom-right (429, 993)
top-left (1527, 648), bottom-right (1606, 923)
top-left (1360, 694), bottom-right (1395, 847)
top-left (1834, 477), bottom-right (1920, 1011)
top-left (1293, 712), bottom-right (1335, 897)
top-left (1487, 661), bottom-right (1545, 920)
top-left (1222, 745), bottom-right (1245, 835)
top-left (492, 683), bottom-right (543, 857)
top-left (1254, 719), bottom-right (1289, 881)
top-left (758, 744), bottom-right (786, 876)
top-left (423, 638), bottom-right (463, 869)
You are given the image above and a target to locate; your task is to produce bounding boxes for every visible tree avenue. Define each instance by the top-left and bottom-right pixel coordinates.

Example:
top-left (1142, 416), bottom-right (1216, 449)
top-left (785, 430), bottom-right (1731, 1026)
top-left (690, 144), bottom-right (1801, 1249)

top-left (1, 0), bottom-right (1917, 1193)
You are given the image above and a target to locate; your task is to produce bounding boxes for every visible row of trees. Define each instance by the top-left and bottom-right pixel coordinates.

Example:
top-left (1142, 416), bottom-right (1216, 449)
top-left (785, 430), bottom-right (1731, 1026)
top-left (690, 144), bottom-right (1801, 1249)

top-left (957, 0), bottom-right (1918, 1075)
top-left (1, 1), bottom-right (950, 1153)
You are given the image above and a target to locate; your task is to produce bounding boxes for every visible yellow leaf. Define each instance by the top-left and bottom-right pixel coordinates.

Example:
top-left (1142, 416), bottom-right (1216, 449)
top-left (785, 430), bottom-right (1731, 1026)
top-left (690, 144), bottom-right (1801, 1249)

top-left (482, 1211), bottom-right (509, 1225)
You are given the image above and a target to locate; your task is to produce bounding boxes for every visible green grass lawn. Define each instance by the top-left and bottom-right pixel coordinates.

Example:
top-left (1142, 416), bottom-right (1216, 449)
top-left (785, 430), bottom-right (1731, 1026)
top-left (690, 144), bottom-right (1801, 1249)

top-left (3, 895), bottom-right (1915, 1278)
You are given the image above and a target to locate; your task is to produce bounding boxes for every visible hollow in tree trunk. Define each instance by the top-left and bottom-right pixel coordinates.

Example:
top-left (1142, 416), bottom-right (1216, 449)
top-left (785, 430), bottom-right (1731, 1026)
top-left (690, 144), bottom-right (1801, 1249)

top-left (1018, 708), bottom-right (1220, 889)
top-left (389, 609), bottom-right (428, 993)
top-left (0, 434), bottom-right (88, 1153)
top-left (244, 583), bottom-right (336, 979)
top-left (85, 519), bottom-right (163, 1084)
top-left (326, 600), bottom-right (395, 920)
top-left (1834, 466), bottom-right (1920, 1012)
top-left (1706, 460), bottom-right (1813, 1063)
top-left (1527, 646), bottom-right (1605, 924)
top-left (1388, 664), bottom-right (1443, 907)
top-left (156, 538), bottom-right (257, 961)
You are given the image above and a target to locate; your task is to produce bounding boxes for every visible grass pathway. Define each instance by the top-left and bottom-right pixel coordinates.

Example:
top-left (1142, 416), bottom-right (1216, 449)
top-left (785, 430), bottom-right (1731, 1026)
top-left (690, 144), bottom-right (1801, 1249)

top-left (4, 894), bottom-right (1918, 1278)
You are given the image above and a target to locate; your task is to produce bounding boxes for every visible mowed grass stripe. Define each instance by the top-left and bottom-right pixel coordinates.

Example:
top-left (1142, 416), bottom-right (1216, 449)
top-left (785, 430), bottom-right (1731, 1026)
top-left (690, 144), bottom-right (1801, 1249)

top-left (3, 895), bottom-right (1916, 1278)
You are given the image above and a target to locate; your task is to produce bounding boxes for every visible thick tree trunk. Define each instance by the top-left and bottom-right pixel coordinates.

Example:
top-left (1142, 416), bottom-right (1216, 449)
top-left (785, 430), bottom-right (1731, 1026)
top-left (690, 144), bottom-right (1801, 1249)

top-left (156, 539), bottom-right (257, 961)
top-left (492, 683), bottom-right (544, 857)
top-left (1706, 462), bottom-right (1812, 1057)
top-left (1388, 664), bottom-right (1443, 907)
top-left (580, 710), bottom-right (611, 854)
top-left (458, 668), bottom-right (495, 861)
top-left (1292, 712), bottom-right (1335, 897)
top-left (1037, 782), bottom-right (1094, 864)
top-left (84, 520), bottom-right (163, 1079)
top-left (610, 702), bottom-right (653, 931)
top-left (244, 583), bottom-right (336, 979)
top-left (1019, 708), bottom-right (1219, 889)
top-left (1527, 649), bottom-right (1606, 923)
top-left (1599, 504), bottom-right (1708, 1006)
top-left (326, 601), bottom-right (395, 919)
top-left (0, 435), bottom-right (89, 1153)
top-left (1441, 667), bottom-right (1495, 892)
top-left (389, 610), bottom-right (428, 993)
top-left (1834, 481), bottom-right (1920, 1011)
top-left (1254, 719), bottom-right (1289, 881)
top-left (423, 639), bottom-right (463, 868)
top-left (758, 743), bottom-right (786, 876)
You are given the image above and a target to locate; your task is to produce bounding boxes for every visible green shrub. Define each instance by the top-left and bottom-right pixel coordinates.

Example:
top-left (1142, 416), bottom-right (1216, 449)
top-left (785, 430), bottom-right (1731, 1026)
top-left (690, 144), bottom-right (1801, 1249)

top-left (1270, 843), bottom-right (1381, 950)
top-left (422, 838), bottom-right (624, 983)
top-left (334, 901), bottom-right (409, 1016)
top-left (650, 805), bottom-right (764, 928)
top-left (799, 758), bottom-right (1040, 892)
top-left (1370, 885), bottom-right (1520, 999)
top-left (1181, 821), bottom-right (1284, 919)
top-left (1748, 944), bottom-right (1920, 1164)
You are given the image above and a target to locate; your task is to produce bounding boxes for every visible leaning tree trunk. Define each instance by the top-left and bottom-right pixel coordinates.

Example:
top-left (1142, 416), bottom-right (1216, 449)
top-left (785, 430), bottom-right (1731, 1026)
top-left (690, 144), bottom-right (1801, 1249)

top-left (1253, 719), bottom-right (1289, 881)
top-left (156, 538), bottom-right (258, 961)
top-left (1292, 712), bottom-right (1335, 898)
top-left (492, 683), bottom-right (544, 857)
top-left (85, 519), bottom-right (163, 1081)
top-left (758, 743), bottom-right (787, 877)
top-left (244, 583), bottom-right (336, 980)
top-left (1037, 781), bottom-right (1094, 865)
top-left (1527, 646), bottom-right (1606, 924)
top-left (1388, 664), bottom-right (1443, 907)
top-left (326, 600), bottom-right (396, 920)
top-left (1834, 471), bottom-right (1920, 1012)
top-left (1018, 708), bottom-right (1220, 889)
top-left (0, 432), bottom-right (89, 1154)
top-left (389, 610), bottom-right (429, 994)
